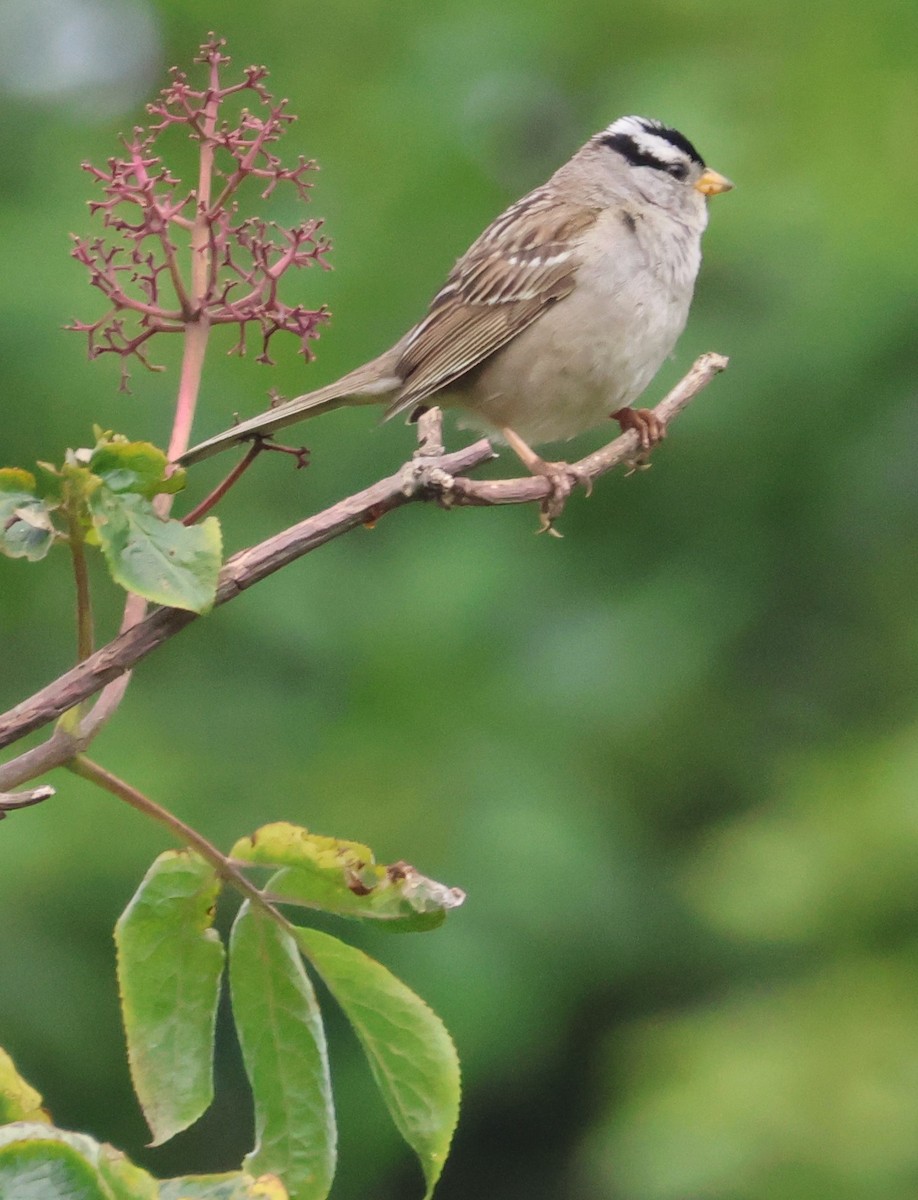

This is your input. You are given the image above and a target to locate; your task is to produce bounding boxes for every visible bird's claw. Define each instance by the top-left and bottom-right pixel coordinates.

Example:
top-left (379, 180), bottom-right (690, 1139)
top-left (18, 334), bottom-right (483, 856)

top-left (612, 406), bottom-right (666, 452)
top-left (535, 461), bottom-right (592, 535)
top-left (624, 456), bottom-right (653, 478)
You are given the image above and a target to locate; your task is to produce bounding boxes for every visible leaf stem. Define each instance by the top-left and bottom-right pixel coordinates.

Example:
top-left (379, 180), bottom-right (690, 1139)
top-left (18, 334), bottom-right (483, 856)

top-left (61, 485), bottom-right (95, 735)
top-left (67, 519), bottom-right (94, 664)
top-left (68, 754), bottom-right (286, 922)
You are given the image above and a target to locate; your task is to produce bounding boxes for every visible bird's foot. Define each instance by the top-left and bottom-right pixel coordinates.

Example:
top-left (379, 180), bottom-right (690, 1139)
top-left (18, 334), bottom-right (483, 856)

top-left (611, 406), bottom-right (665, 473)
top-left (498, 426), bottom-right (591, 535)
top-left (534, 460), bottom-right (592, 537)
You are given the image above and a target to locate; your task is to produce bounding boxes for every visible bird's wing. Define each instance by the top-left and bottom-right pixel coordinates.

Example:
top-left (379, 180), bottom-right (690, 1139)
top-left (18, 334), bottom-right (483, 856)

top-left (386, 189), bottom-right (600, 417)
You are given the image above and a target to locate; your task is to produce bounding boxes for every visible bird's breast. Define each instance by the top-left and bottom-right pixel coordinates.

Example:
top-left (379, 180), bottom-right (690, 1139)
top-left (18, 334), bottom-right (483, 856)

top-left (451, 218), bottom-right (700, 445)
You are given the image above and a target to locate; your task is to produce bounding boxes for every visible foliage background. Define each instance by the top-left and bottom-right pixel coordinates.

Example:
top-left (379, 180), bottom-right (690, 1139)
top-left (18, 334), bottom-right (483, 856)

top-left (1, 0), bottom-right (916, 1197)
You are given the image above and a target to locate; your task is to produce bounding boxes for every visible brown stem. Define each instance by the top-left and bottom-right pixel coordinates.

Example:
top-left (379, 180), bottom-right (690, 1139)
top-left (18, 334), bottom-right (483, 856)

top-left (0, 785), bottom-right (55, 818)
top-left (181, 441), bottom-right (262, 525)
top-left (0, 437), bottom-right (495, 762)
top-left (0, 353), bottom-right (727, 767)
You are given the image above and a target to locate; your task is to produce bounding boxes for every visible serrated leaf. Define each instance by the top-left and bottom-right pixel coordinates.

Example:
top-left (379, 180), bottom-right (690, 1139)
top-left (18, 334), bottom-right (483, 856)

top-left (294, 927), bottom-right (460, 1199)
top-left (0, 1122), bottom-right (157, 1200)
top-left (159, 1172), bottom-right (288, 1199)
top-left (229, 904), bottom-right (335, 1200)
top-left (232, 823), bottom-right (464, 929)
top-left (97, 1142), bottom-right (160, 1200)
top-left (0, 471), bottom-right (56, 561)
top-left (115, 852), bottom-right (225, 1146)
top-left (89, 489), bottom-right (221, 612)
top-left (89, 440), bottom-right (185, 498)
top-left (0, 1138), bottom-right (108, 1200)
top-left (230, 824), bottom-right (374, 875)
top-left (268, 867), bottom-right (448, 932)
top-left (0, 1047), bottom-right (50, 1123)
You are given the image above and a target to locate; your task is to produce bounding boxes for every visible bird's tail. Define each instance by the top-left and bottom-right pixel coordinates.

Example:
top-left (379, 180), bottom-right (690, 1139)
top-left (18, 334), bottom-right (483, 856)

top-left (177, 353), bottom-right (401, 466)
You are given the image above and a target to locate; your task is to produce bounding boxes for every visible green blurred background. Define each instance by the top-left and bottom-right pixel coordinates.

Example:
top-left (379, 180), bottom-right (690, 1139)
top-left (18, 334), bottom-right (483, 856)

top-left (1, 0), bottom-right (916, 1196)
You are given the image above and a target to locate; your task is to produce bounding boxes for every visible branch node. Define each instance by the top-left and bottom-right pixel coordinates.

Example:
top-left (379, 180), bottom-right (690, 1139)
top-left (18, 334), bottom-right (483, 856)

top-left (398, 459), bottom-right (456, 501)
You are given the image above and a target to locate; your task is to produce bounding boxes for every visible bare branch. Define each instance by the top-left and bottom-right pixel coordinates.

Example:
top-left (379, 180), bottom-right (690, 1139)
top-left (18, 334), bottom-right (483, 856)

top-left (447, 353), bottom-right (728, 508)
top-left (0, 784), bottom-right (55, 818)
top-left (0, 353), bottom-right (727, 765)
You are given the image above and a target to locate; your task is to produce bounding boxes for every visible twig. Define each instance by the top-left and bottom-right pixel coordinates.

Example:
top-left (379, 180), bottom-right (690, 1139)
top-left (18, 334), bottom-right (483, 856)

top-left (182, 439), bottom-right (263, 525)
top-left (0, 785), bottom-right (55, 819)
top-left (448, 353), bottom-right (728, 507)
top-left (0, 353), bottom-right (727, 766)
top-left (0, 437), bottom-right (493, 766)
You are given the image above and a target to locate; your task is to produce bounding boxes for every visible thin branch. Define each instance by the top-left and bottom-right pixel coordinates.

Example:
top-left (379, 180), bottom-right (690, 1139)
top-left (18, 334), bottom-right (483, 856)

top-left (0, 353), bottom-right (727, 766)
top-left (0, 785), bottom-right (55, 818)
top-left (181, 439), bottom-right (263, 525)
top-left (447, 353), bottom-right (728, 507)
top-left (0, 727), bottom-right (85, 787)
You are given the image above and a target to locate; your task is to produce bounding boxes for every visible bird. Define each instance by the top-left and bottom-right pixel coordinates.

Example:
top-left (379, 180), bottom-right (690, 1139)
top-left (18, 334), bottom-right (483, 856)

top-left (179, 115), bottom-right (732, 502)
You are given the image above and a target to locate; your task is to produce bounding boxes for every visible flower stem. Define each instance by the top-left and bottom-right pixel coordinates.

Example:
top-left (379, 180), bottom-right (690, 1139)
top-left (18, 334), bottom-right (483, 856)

top-left (163, 319), bottom-right (209, 473)
top-left (163, 53), bottom-right (222, 473)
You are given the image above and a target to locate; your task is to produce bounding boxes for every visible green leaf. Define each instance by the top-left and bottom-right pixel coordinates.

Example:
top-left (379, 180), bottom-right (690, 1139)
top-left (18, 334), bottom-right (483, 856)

top-left (0, 469), bottom-right (56, 561)
top-left (89, 489), bottom-right (221, 612)
top-left (231, 823), bottom-right (465, 929)
top-left (97, 1142), bottom-right (160, 1200)
top-left (0, 1125), bottom-right (283, 1200)
top-left (0, 1123), bottom-right (157, 1200)
top-left (0, 1047), bottom-right (49, 1123)
top-left (159, 1172), bottom-right (288, 1199)
top-left (89, 440), bottom-right (185, 498)
top-left (229, 904), bottom-right (335, 1200)
top-left (294, 927), bottom-right (460, 1199)
top-left (115, 852), bottom-right (225, 1146)
top-left (0, 467), bottom-right (38, 493)
top-left (0, 1135), bottom-right (108, 1200)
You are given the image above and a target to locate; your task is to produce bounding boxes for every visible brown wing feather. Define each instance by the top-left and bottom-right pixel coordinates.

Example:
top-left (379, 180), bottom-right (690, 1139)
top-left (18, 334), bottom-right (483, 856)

top-left (385, 192), bottom-right (600, 416)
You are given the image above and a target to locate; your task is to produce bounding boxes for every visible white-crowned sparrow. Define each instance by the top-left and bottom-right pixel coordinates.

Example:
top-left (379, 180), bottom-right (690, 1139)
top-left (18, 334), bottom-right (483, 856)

top-left (180, 116), bottom-right (731, 480)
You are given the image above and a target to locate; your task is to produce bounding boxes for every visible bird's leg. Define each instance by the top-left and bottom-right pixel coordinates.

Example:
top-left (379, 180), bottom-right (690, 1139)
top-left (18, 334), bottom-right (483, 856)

top-left (499, 426), bottom-right (591, 535)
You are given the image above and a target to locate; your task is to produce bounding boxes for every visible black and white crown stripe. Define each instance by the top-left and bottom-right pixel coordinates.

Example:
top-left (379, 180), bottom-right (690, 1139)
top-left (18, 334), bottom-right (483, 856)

top-left (597, 116), bottom-right (705, 177)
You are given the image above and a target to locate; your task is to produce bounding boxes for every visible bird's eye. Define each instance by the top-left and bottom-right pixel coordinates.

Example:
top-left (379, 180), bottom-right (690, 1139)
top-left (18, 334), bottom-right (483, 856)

top-left (667, 161), bottom-right (688, 181)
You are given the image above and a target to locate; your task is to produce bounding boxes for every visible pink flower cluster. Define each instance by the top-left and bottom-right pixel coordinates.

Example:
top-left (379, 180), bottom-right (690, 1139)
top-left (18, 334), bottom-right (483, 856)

top-left (69, 36), bottom-right (332, 391)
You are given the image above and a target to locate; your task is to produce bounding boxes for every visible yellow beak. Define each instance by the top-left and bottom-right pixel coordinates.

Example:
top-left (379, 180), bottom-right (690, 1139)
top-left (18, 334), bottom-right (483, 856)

top-left (695, 168), bottom-right (734, 196)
